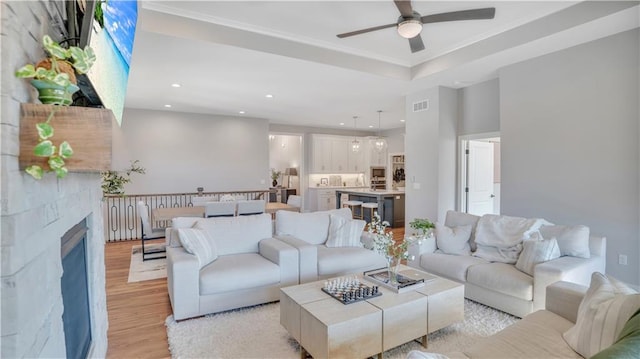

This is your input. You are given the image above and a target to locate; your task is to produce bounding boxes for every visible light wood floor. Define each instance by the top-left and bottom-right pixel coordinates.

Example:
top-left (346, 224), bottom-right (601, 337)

top-left (104, 229), bottom-right (406, 358)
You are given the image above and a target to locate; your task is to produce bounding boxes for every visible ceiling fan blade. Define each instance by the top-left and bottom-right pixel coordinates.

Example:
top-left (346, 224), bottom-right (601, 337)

top-left (409, 34), bottom-right (425, 53)
top-left (421, 8), bottom-right (496, 24)
top-left (336, 23), bottom-right (398, 38)
top-left (394, 0), bottom-right (414, 18)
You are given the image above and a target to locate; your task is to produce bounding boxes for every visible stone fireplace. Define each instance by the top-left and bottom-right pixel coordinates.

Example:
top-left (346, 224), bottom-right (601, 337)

top-left (0, 1), bottom-right (109, 357)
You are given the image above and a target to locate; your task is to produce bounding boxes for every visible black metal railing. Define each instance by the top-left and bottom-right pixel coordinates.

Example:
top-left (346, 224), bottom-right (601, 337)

top-left (103, 190), bottom-right (269, 242)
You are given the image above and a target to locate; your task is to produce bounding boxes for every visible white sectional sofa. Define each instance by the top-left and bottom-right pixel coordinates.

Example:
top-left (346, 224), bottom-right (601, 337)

top-left (409, 276), bottom-right (640, 359)
top-left (408, 211), bottom-right (606, 318)
top-left (274, 207), bottom-right (388, 283)
top-left (165, 213), bottom-right (299, 320)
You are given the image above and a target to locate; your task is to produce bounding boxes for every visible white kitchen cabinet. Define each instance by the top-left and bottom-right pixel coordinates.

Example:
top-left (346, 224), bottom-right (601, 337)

top-left (312, 136), bottom-right (333, 173)
top-left (316, 189), bottom-right (336, 211)
top-left (331, 138), bottom-right (349, 172)
top-left (369, 138), bottom-right (388, 167)
top-left (311, 134), bottom-right (367, 173)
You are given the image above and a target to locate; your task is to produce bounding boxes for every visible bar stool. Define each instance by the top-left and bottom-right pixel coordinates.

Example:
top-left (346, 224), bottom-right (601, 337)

top-left (342, 200), bottom-right (363, 219)
top-left (362, 202), bottom-right (378, 222)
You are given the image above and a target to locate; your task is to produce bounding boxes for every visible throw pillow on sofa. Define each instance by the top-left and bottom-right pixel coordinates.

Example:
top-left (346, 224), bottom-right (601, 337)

top-left (276, 208), bottom-right (352, 245)
top-left (591, 308), bottom-right (640, 359)
top-left (539, 224), bottom-right (591, 258)
top-left (473, 214), bottom-right (546, 264)
top-left (177, 225), bottom-right (219, 268)
top-left (444, 210), bottom-right (480, 251)
top-left (325, 214), bottom-right (365, 248)
top-left (563, 272), bottom-right (640, 358)
top-left (515, 232), bottom-right (561, 275)
top-left (435, 222), bottom-right (472, 256)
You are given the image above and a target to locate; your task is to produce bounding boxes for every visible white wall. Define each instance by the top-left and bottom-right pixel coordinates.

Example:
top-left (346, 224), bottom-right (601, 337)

top-left (500, 29), bottom-right (640, 285)
top-left (458, 78), bottom-right (500, 136)
top-left (113, 108), bottom-right (270, 194)
top-left (405, 87), bottom-right (458, 226)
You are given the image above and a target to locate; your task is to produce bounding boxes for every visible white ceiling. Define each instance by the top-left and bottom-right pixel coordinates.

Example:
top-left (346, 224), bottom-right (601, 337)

top-left (124, 1), bottom-right (639, 130)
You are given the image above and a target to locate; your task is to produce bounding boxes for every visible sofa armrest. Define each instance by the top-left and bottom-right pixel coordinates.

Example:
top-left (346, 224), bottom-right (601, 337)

top-left (260, 238), bottom-right (299, 287)
top-left (407, 236), bottom-right (436, 268)
top-left (166, 247), bottom-right (200, 320)
top-left (545, 281), bottom-right (587, 323)
top-left (274, 235), bottom-right (319, 283)
top-left (533, 255), bottom-right (603, 312)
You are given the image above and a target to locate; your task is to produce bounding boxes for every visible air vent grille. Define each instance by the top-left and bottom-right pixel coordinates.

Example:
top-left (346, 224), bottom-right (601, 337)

top-left (413, 99), bottom-right (429, 112)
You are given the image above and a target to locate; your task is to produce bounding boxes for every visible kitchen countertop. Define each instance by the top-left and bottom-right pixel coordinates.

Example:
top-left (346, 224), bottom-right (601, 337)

top-left (309, 186), bottom-right (368, 190)
top-left (335, 189), bottom-right (405, 196)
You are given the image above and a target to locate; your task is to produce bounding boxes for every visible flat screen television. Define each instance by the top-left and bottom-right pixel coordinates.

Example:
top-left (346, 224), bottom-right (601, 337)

top-left (69, 0), bottom-right (138, 125)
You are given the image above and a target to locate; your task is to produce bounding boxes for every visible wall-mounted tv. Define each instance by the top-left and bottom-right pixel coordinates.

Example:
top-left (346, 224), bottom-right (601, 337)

top-left (69, 0), bottom-right (138, 125)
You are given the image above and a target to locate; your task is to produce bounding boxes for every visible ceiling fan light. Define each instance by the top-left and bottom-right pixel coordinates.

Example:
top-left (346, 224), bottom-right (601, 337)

top-left (397, 19), bottom-right (422, 39)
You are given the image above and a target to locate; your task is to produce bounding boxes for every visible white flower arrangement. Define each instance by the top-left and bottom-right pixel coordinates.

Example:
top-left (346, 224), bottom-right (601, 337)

top-left (367, 212), bottom-right (420, 261)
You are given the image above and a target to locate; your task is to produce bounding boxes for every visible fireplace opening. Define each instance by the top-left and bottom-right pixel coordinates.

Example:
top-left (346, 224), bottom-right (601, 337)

top-left (61, 219), bottom-right (92, 359)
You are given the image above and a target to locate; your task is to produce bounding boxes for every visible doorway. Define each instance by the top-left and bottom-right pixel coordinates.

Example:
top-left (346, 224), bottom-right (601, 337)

top-left (459, 133), bottom-right (501, 216)
top-left (269, 133), bottom-right (304, 205)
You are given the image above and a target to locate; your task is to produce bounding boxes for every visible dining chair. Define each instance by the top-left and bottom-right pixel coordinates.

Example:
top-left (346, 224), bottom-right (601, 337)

top-left (136, 201), bottom-right (166, 261)
top-left (286, 195), bottom-right (302, 208)
top-left (204, 201), bottom-right (237, 217)
top-left (192, 196), bottom-right (217, 206)
top-left (236, 199), bottom-right (266, 216)
top-left (220, 194), bottom-right (236, 202)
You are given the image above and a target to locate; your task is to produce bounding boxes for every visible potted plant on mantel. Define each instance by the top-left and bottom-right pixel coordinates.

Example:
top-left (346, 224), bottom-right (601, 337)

top-left (15, 35), bottom-right (96, 179)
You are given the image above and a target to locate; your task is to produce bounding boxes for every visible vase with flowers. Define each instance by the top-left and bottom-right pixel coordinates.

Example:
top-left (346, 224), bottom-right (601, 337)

top-left (271, 168), bottom-right (281, 187)
top-left (367, 213), bottom-right (421, 284)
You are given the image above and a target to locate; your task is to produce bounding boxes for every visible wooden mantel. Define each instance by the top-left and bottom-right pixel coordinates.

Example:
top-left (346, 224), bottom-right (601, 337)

top-left (19, 104), bottom-right (113, 172)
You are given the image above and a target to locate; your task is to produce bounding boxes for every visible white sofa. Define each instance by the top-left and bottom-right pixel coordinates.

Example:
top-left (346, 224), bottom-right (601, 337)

top-left (165, 213), bottom-right (299, 320)
top-left (408, 211), bottom-right (606, 318)
top-left (274, 207), bottom-right (388, 283)
top-left (408, 275), bottom-right (640, 359)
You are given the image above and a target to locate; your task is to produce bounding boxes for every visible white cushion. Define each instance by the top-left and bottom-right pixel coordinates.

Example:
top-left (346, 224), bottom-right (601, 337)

top-left (473, 243), bottom-right (523, 264)
top-left (199, 253), bottom-right (280, 295)
top-left (275, 208), bottom-right (352, 245)
top-left (419, 253), bottom-right (488, 282)
top-left (177, 226), bottom-right (218, 268)
top-left (475, 214), bottom-right (546, 248)
top-left (539, 224), bottom-right (591, 258)
top-left (467, 262), bottom-right (534, 300)
top-left (325, 214), bottom-right (365, 248)
top-left (195, 214), bottom-right (272, 255)
top-left (317, 246), bottom-right (387, 276)
top-left (563, 272), bottom-right (640, 358)
top-left (515, 232), bottom-right (561, 275)
top-left (444, 211), bottom-right (480, 251)
top-left (435, 223), bottom-right (472, 256)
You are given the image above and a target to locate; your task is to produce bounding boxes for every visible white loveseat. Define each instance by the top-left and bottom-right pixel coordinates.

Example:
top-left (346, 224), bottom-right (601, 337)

top-left (408, 211), bottom-right (606, 318)
top-left (165, 213), bottom-right (299, 320)
top-left (274, 207), bottom-right (388, 283)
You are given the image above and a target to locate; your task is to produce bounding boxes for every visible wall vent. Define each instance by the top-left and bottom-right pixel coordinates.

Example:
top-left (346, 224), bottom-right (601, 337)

top-left (413, 99), bottom-right (429, 112)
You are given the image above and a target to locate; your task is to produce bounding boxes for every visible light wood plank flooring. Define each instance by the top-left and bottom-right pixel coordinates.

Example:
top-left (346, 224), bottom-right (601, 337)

top-left (105, 229), bottom-right (406, 358)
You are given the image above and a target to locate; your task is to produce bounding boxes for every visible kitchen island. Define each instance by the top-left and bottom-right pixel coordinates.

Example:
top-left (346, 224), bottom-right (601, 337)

top-left (335, 189), bottom-right (405, 227)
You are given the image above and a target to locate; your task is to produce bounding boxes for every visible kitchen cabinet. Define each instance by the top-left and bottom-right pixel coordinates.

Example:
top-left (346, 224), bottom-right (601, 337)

top-left (312, 136), bottom-right (333, 172)
top-left (311, 135), bottom-right (366, 173)
top-left (369, 138), bottom-right (388, 167)
top-left (316, 189), bottom-right (336, 211)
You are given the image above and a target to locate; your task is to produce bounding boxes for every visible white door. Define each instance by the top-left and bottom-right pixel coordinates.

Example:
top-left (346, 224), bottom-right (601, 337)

top-left (468, 141), bottom-right (495, 216)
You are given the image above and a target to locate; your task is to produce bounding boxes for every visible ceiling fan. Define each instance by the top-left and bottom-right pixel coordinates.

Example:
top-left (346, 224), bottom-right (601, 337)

top-left (336, 0), bottom-right (496, 53)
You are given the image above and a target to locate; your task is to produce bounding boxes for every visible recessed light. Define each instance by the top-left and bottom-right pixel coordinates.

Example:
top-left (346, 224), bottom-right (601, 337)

top-left (239, 111), bottom-right (246, 114)
top-left (368, 125), bottom-right (374, 128)
top-left (164, 104), bottom-right (172, 108)
top-left (265, 94), bottom-right (273, 98)
top-left (339, 122), bottom-right (345, 126)
top-left (171, 83), bottom-right (181, 88)
top-left (400, 119), bottom-right (406, 122)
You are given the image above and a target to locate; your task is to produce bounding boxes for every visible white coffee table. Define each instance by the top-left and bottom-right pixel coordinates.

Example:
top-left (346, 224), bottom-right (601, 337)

top-left (280, 266), bottom-right (464, 359)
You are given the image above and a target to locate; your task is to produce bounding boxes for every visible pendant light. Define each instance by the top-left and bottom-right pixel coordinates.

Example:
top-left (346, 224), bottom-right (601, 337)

top-left (351, 116), bottom-right (360, 153)
top-left (374, 110), bottom-right (387, 152)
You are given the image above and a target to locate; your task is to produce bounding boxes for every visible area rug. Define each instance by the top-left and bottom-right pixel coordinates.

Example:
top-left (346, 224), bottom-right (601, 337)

top-left (127, 244), bottom-right (167, 283)
top-left (165, 299), bottom-right (519, 358)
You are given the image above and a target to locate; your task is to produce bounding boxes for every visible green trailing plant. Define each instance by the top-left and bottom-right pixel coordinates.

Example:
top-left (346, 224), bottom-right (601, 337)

top-left (409, 218), bottom-right (435, 237)
top-left (16, 35), bottom-right (96, 179)
top-left (101, 160), bottom-right (146, 195)
top-left (271, 169), bottom-right (282, 181)
top-left (15, 35), bottom-right (96, 90)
